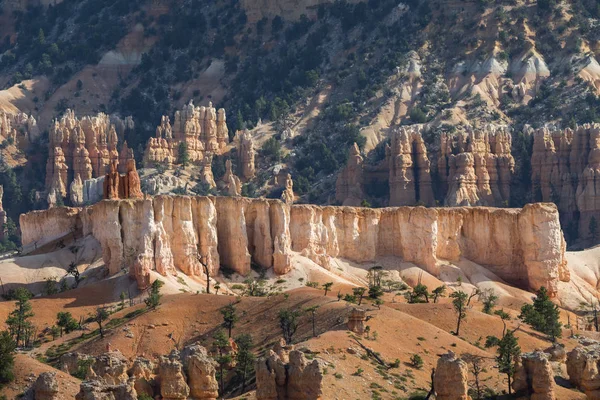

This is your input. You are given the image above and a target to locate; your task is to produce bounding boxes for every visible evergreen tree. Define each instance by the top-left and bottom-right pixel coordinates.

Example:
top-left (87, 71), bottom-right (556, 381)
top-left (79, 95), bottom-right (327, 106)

top-left (145, 280), bottom-right (164, 310)
top-left (235, 333), bottom-right (255, 392)
top-left (481, 289), bottom-right (499, 314)
top-left (278, 309), bottom-right (302, 344)
top-left (432, 285), bottom-right (447, 303)
top-left (213, 330), bottom-right (232, 396)
top-left (450, 291), bottom-right (468, 336)
top-left (56, 311), bottom-right (79, 336)
top-left (5, 288), bottom-right (34, 347)
top-left (486, 330), bottom-right (521, 394)
top-left (304, 305), bottom-right (319, 337)
top-left (178, 142), bottom-right (190, 167)
top-left (94, 307), bottom-right (109, 338)
top-left (322, 282), bottom-right (333, 296)
top-left (519, 286), bottom-right (562, 341)
top-left (220, 303), bottom-right (238, 338)
top-left (0, 331), bottom-right (16, 385)
top-left (352, 287), bottom-right (366, 305)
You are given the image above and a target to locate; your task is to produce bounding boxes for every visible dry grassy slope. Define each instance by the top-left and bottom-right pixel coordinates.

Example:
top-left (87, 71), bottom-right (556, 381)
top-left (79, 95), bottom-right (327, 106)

top-left (0, 283), bottom-right (589, 399)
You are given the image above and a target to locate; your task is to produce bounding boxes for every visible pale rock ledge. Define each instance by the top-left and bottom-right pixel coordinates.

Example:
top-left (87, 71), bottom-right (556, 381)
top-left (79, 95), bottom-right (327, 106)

top-left (20, 197), bottom-right (568, 294)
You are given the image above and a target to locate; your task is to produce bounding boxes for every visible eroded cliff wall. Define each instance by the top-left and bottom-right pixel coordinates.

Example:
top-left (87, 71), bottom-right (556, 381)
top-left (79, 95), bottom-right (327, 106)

top-left (20, 197), bottom-right (568, 295)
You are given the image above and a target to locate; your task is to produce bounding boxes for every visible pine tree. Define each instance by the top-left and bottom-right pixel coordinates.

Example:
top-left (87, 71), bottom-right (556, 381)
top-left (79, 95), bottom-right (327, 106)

top-left (235, 333), bottom-right (255, 392)
top-left (278, 309), bottom-right (302, 344)
top-left (450, 291), bottom-right (468, 336)
top-left (220, 303), bottom-right (238, 338)
top-left (94, 307), bottom-right (109, 338)
top-left (519, 286), bottom-right (562, 341)
top-left (178, 142), bottom-right (190, 167)
top-left (5, 288), bottom-right (34, 347)
top-left (213, 330), bottom-right (232, 396)
top-left (493, 330), bottom-right (520, 394)
top-left (0, 331), bottom-right (16, 385)
top-left (145, 280), bottom-right (164, 310)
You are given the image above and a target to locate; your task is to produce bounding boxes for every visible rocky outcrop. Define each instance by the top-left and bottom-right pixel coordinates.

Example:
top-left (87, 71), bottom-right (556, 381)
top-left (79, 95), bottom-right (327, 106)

top-left (235, 130), bottom-right (256, 181)
top-left (335, 143), bottom-right (365, 206)
top-left (75, 381), bottom-right (137, 400)
top-left (63, 344), bottom-right (217, 400)
top-left (0, 111), bottom-right (40, 146)
top-left (567, 343), bottom-right (600, 398)
top-left (347, 308), bottom-right (366, 335)
top-left (180, 344), bottom-right (218, 400)
top-left (33, 372), bottom-right (59, 400)
top-left (143, 101), bottom-right (228, 171)
top-left (281, 174), bottom-right (294, 205)
top-left (45, 109), bottom-right (134, 203)
top-left (128, 358), bottom-right (154, 398)
top-left (159, 350), bottom-right (190, 400)
top-left (256, 339), bottom-right (323, 400)
top-left (20, 198), bottom-right (568, 295)
top-left (221, 159), bottom-right (242, 197)
top-left (439, 125), bottom-right (514, 207)
top-left (102, 160), bottom-right (142, 200)
top-left (433, 352), bottom-right (470, 400)
top-left (531, 123), bottom-right (600, 240)
top-left (335, 124), bottom-right (513, 208)
top-left (88, 350), bottom-right (129, 385)
top-left (388, 125), bottom-right (434, 206)
top-left (513, 351), bottom-right (556, 400)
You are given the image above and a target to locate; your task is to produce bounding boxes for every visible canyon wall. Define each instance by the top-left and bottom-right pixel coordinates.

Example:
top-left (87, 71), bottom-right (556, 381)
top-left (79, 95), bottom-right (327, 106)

top-left (531, 123), bottom-right (600, 240)
top-left (337, 123), bottom-right (600, 241)
top-left (337, 124), bottom-right (514, 208)
top-left (20, 196), bottom-right (568, 295)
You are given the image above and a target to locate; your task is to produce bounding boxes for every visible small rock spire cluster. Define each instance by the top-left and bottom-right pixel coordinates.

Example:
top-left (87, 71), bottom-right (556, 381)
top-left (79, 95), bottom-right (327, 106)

top-left (48, 346), bottom-right (218, 400)
top-left (45, 109), bottom-right (135, 204)
top-left (102, 159), bottom-right (143, 200)
top-left (336, 124), bottom-right (514, 208)
top-left (0, 111), bottom-right (40, 146)
top-left (143, 101), bottom-right (231, 186)
top-left (255, 339), bottom-right (324, 400)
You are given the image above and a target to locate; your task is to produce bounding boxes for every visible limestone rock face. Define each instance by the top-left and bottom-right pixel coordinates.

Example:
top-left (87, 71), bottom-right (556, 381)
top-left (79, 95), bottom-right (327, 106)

top-left (20, 198), bottom-right (568, 294)
top-left (388, 125), bottom-right (434, 206)
top-left (335, 142), bottom-right (365, 206)
top-left (281, 174), bottom-right (294, 205)
top-left (0, 111), bottom-right (40, 146)
top-left (33, 372), bottom-right (59, 400)
top-left (89, 351), bottom-right (129, 385)
top-left (159, 350), bottom-right (190, 400)
top-left (256, 340), bottom-right (323, 400)
top-left (102, 159), bottom-right (142, 200)
top-left (347, 308), bottom-right (366, 335)
top-left (70, 174), bottom-right (84, 206)
top-left (142, 101), bottom-right (228, 175)
top-left (222, 159), bottom-right (242, 197)
top-left (531, 123), bottom-right (600, 240)
top-left (46, 109), bottom-right (133, 203)
top-left (567, 344), bottom-right (600, 397)
top-left (439, 125), bottom-right (514, 207)
top-left (433, 352), bottom-right (471, 400)
top-left (75, 381), bottom-right (137, 400)
top-left (128, 357), bottom-right (154, 398)
top-left (181, 343), bottom-right (219, 399)
top-left (235, 130), bottom-right (256, 181)
top-left (513, 352), bottom-right (556, 400)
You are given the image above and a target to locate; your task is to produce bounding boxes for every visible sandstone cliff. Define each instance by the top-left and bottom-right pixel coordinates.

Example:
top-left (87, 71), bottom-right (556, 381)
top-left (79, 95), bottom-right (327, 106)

top-left (531, 123), bottom-right (600, 241)
top-left (20, 197), bottom-right (568, 295)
